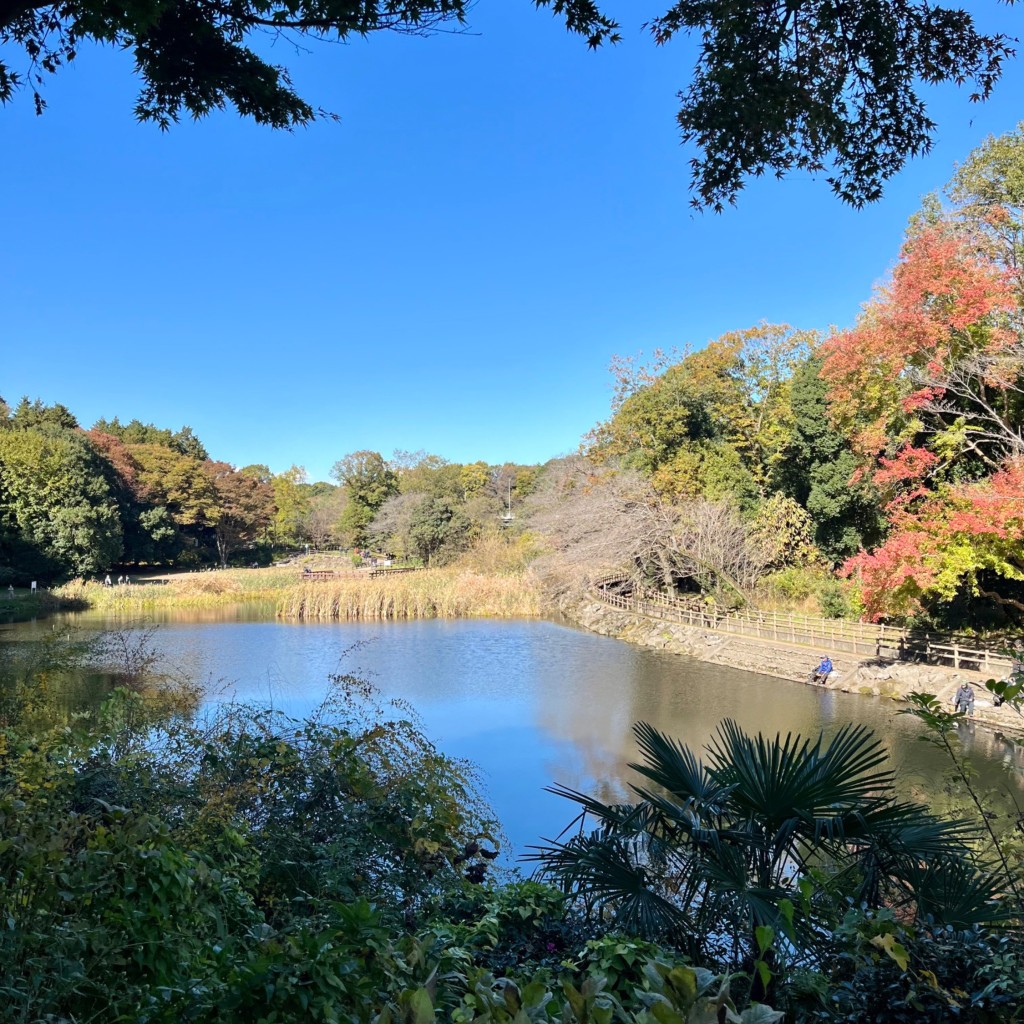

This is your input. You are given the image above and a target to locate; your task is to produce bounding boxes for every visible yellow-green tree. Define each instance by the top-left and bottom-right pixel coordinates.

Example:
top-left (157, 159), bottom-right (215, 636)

top-left (594, 324), bottom-right (812, 508)
top-left (271, 466), bottom-right (310, 547)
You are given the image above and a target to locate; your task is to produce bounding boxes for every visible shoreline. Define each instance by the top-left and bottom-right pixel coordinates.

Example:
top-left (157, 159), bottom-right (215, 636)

top-left (564, 593), bottom-right (1024, 739)
top-left (16, 570), bottom-right (1024, 739)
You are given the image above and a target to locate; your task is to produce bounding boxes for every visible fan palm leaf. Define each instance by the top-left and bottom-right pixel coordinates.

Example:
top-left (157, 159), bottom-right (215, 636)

top-left (532, 718), bottom-right (979, 970)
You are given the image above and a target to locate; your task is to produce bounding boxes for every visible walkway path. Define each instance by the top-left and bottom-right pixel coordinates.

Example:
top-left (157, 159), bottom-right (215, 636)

top-left (574, 580), bottom-right (1024, 736)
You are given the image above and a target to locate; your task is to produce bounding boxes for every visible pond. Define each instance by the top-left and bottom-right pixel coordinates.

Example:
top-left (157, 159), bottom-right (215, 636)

top-left (4, 613), bottom-right (1023, 857)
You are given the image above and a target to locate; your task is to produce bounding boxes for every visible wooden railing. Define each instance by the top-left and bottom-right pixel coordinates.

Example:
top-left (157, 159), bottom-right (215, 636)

top-left (301, 567), bottom-right (423, 582)
top-left (591, 577), bottom-right (1015, 675)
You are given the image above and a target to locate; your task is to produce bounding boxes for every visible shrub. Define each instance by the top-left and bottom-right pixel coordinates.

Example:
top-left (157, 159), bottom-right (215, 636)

top-left (816, 910), bottom-right (1024, 1024)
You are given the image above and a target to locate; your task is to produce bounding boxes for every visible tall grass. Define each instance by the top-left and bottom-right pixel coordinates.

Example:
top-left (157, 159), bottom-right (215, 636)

top-left (56, 569), bottom-right (290, 615)
top-left (278, 569), bottom-right (540, 620)
top-left (55, 565), bottom-right (541, 621)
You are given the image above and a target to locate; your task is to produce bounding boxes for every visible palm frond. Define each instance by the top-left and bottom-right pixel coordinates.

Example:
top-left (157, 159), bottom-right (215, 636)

top-left (630, 721), bottom-right (731, 813)
top-left (908, 857), bottom-right (1014, 929)
top-left (526, 832), bottom-right (685, 938)
top-left (709, 720), bottom-right (894, 829)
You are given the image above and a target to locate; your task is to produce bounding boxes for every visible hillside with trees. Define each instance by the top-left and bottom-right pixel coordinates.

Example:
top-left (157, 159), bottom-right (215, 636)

top-left (0, 400), bottom-right (539, 582)
top-left (4, 127), bottom-right (1024, 630)
top-left (530, 124), bottom-right (1024, 630)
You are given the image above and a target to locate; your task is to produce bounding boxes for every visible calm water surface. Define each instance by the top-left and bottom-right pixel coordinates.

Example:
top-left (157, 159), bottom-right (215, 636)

top-left (6, 614), bottom-right (1023, 857)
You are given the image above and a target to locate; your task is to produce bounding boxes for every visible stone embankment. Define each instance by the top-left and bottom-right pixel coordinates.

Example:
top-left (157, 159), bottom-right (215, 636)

top-left (568, 595), bottom-right (1024, 737)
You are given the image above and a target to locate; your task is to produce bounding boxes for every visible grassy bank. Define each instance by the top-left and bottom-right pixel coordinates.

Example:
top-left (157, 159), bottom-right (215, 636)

top-left (0, 588), bottom-right (67, 620)
top-left (53, 565), bottom-right (541, 620)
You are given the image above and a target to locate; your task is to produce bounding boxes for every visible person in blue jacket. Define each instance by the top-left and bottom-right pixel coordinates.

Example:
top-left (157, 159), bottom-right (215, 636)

top-left (810, 655), bottom-right (833, 684)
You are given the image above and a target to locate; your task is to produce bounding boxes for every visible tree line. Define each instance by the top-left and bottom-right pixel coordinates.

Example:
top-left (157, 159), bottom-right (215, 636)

top-left (0, 400), bottom-right (538, 582)
top-left (530, 124), bottom-right (1024, 629)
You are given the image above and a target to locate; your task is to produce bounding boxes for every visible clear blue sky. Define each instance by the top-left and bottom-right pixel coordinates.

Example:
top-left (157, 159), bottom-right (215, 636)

top-left (2, 2), bottom-right (1021, 482)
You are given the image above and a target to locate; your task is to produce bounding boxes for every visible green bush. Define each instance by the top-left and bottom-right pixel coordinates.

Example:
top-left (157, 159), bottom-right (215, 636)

top-left (762, 565), bottom-right (824, 601)
top-left (818, 580), bottom-right (853, 619)
top-left (814, 910), bottom-right (1024, 1024)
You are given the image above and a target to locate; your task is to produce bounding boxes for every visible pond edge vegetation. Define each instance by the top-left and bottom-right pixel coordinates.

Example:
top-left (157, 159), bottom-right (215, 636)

top-left (2, 628), bottom-right (1024, 1023)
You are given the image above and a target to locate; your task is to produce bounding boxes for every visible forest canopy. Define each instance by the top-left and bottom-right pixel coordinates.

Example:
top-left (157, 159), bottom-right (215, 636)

top-left (0, 0), bottom-right (1016, 208)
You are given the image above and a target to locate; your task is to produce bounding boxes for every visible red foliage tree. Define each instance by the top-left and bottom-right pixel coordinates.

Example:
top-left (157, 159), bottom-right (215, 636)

top-left (821, 223), bottom-right (1018, 465)
top-left (843, 459), bottom-right (1024, 619)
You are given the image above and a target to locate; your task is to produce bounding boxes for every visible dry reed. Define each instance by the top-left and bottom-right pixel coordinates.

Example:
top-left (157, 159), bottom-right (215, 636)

top-left (55, 565), bottom-right (541, 621)
top-left (277, 568), bottom-right (541, 621)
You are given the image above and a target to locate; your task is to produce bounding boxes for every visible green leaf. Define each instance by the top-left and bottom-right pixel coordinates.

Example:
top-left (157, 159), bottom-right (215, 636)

top-left (407, 987), bottom-right (434, 1024)
top-left (755, 960), bottom-right (772, 989)
top-left (871, 933), bottom-right (910, 971)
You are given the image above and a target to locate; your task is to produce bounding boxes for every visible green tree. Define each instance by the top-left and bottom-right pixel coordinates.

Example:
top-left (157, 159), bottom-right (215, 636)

top-left (92, 417), bottom-right (209, 459)
top-left (9, 397), bottom-right (79, 431)
top-left (303, 488), bottom-right (344, 549)
top-left (131, 444), bottom-right (219, 541)
top-left (332, 450), bottom-right (398, 547)
top-left (460, 460), bottom-right (491, 499)
top-left (595, 325), bottom-right (808, 507)
top-left (408, 495), bottom-right (473, 564)
top-left (271, 465), bottom-right (311, 547)
top-left (947, 121), bottom-right (1024, 290)
top-left (0, 425), bottom-right (122, 576)
top-left (778, 355), bottom-right (883, 560)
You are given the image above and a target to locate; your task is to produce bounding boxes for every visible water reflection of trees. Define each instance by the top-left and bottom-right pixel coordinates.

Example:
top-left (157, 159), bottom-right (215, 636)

top-left (530, 642), bottom-right (1024, 812)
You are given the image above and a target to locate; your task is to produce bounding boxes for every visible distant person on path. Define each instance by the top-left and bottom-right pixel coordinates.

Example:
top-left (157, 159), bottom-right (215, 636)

top-left (104, 574), bottom-right (112, 587)
top-left (954, 682), bottom-right (976, 717)
top-left (7, 584), bottom-right (13, 597)
top-left (810, 655), bottom-right (833, 685)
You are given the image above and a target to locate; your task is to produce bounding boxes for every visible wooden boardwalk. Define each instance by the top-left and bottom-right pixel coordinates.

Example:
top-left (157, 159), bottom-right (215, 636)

top-left (591, 577), bottom-right (1015, 676)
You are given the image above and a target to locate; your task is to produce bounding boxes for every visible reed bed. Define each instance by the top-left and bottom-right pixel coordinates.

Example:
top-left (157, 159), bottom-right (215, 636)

top-left (55, 566), bottom-right (542, 621)
top-left (56, 568), bottom-right (296, 614)
top-left (278, 568), bottom-right (541, 621)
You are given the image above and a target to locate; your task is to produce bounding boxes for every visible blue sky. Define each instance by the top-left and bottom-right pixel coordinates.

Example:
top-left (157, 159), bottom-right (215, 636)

top-left (2, 2), bottom-right (1022, 482)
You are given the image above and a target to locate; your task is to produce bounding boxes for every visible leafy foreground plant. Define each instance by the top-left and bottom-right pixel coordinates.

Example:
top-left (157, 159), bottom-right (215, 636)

top-left (0, 643), bottom-right (789, 1023)
top-left (530, 719), bottom-right (1007, 1002)
top-left (0, 675), bottom-right (503, 1021)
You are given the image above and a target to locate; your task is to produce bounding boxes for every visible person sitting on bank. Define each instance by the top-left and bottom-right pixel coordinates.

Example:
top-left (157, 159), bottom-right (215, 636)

top-left (954, 682), bottom-right (976, 717)
top-left (810, 655), bottom-right (833, 685)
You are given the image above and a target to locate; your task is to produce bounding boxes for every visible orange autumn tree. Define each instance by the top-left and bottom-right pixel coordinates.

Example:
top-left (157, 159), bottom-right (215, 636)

top-left (821, 222), bottom-right (1024, 619)
top-left (821, 223), bottom-right (1019, 465)
top-left (843, 460), bottom-right (1024, 619)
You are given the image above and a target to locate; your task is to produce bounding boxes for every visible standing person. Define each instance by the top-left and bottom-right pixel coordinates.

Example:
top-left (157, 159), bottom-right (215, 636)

top-left (953, 682), bottom-right (976, 717)
top-left (104, 574), bottom-right (112, 587)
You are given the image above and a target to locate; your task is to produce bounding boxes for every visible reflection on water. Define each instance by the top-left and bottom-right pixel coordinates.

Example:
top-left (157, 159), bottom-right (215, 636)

top-left (4, 615), bottom-right (1024, 856)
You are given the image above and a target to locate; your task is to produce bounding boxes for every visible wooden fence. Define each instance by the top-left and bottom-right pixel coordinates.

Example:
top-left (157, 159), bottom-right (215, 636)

top-left (302, 567), bottom-right (423, 582)
top-left (591, 577), bottom-right (1016, 675)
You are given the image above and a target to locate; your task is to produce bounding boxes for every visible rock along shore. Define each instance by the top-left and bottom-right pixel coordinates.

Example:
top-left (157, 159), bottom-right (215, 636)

top-left (565, 595), bottom-right (1024, 738)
